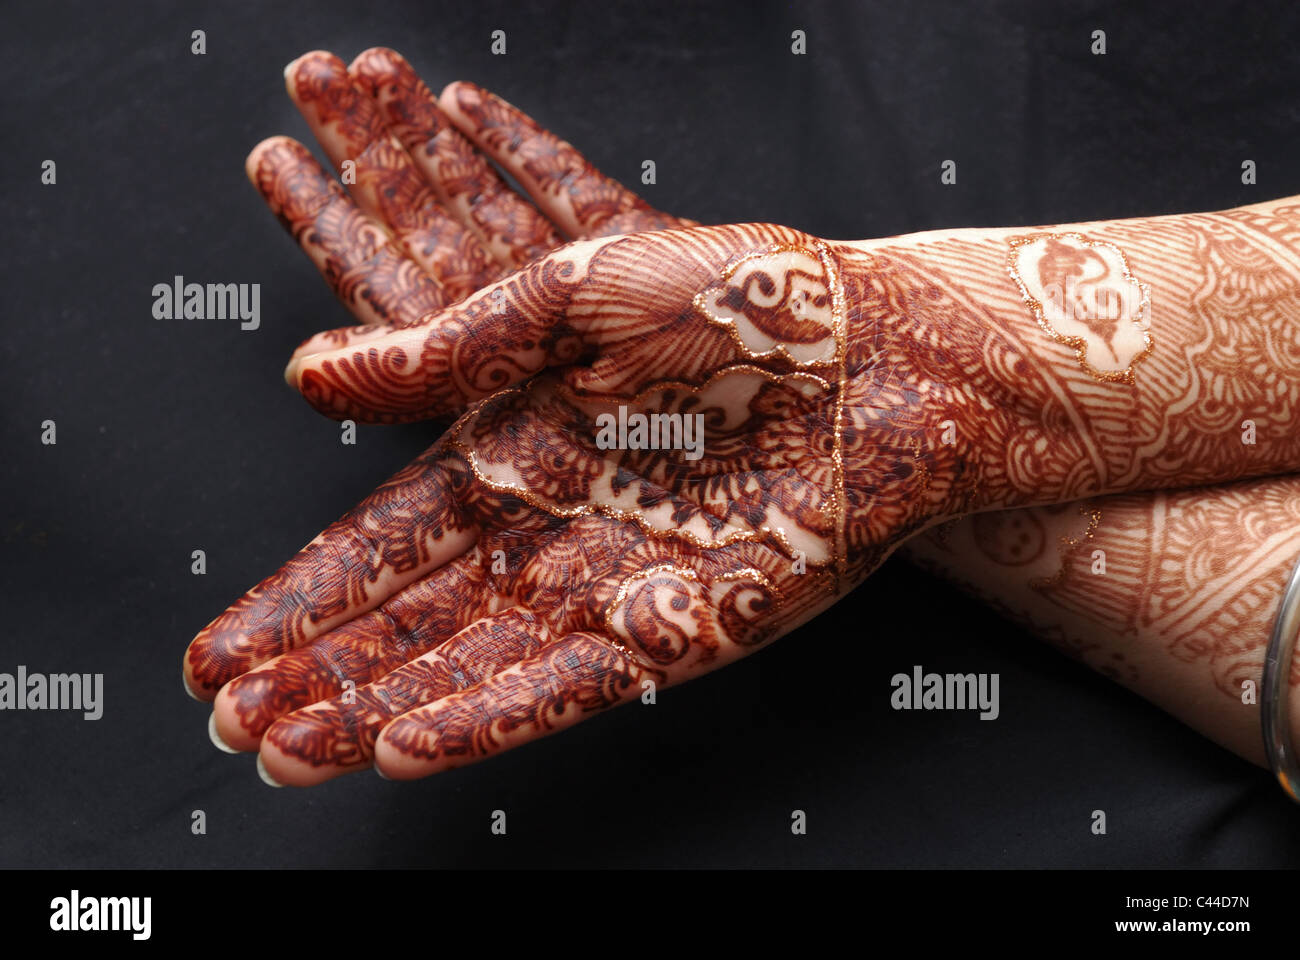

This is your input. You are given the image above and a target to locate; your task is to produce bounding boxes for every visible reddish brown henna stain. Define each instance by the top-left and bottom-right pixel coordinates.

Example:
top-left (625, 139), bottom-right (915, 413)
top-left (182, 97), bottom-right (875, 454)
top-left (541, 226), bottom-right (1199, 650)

top-left (287, 52), bottom-right (502, 302)
top-left (248, 138), bottom-right (447, 327)
top-left (448, 81), bottom-right (682, 237)
top-left (350, 48), bottom-right (565, 267)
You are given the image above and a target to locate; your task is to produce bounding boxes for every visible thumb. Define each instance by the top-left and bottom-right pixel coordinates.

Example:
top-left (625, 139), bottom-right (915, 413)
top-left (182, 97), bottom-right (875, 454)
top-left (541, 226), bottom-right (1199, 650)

top-left (286, 237), bottom-right (607, 423)
top-left (286, 222), bottom-right (824, 423)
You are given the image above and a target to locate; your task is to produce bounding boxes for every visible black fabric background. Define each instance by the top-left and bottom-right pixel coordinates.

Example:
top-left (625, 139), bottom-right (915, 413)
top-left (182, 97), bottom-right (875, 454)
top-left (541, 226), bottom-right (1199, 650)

top-left (3, 0), bottom-right (1299, 867)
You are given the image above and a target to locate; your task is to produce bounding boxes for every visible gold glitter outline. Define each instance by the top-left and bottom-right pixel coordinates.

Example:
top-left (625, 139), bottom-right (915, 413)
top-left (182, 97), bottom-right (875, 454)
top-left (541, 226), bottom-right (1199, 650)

top-left (601, 562), bottom-right (787, 645)
top-left (447, 426), bottom-right (829, 566)
top-left (814, 238), bottom-right (850, 585)
top-left (1029, 502), bottom-right (1103, 591)
top-left (448, 236), bottom-right (851, 582)
top-left (553, 362), bottom-right (834, 408)
top-left (692, 242), bottom-right (840, 370)
top-left (1006, 232), bottom-right (1153, 385)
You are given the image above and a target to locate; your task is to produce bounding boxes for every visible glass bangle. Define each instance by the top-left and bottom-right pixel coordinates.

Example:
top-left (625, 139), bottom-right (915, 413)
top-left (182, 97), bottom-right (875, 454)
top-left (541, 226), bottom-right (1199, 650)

top-left (1261, 550), bottom-right (1300, 802)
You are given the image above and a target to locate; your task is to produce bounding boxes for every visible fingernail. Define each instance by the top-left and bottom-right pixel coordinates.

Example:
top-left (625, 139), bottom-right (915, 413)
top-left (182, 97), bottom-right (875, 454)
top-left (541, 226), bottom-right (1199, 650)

top-left (208, 713), bottom-right (238, 754)
top-left (283, 57), bottom-right (303, 95)
top-left (283, 356), bottom-right (298, 387)
top-left (257, 753), bottom-right (285, 788)
top-left (374, 764), bottom-right (392, 781)
top-left (183, 667), bottom-right (202, 702)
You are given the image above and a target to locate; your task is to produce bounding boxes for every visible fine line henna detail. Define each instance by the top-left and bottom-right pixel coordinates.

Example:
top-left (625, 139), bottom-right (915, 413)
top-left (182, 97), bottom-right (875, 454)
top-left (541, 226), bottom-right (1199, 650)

top-left (285, 51), bottom-right (503, 302)
top-left (904, 477), bottom-right (1300, 764)
top-left (252, 50), bottom-right (694, 368)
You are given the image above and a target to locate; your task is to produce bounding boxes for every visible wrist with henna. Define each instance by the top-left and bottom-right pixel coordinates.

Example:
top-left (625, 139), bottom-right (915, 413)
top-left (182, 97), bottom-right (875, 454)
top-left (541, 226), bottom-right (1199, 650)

top-left (836, 197), bottom-right (1300, 517)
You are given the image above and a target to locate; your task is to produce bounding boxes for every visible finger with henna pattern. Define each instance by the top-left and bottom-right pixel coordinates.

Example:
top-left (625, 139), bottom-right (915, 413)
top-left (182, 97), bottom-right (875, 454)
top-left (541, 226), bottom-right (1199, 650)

top-left (438, 81), bottom-right (687, 239)
top-left (246, 135), bottom-right (446, 328)
top-left (373, 631), bottom-right (654, 780)
top-left (258, 609), bottom-right (553, 785)
top-left (284, 51), bottom-right (502, 302)
top-left (211, 552), bottom-right (488, 750)
top-left (283, 320), bottom-right (401, 375)
top-left (183, 448), bottom-right (477, 699)
top-left (349, 47), bottom-right (564, 270)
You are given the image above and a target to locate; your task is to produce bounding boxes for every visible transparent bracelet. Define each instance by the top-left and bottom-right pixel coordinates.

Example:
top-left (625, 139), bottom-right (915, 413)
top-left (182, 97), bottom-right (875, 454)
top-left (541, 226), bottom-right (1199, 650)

top-left (1261, 550), bottom-right (1300, 802)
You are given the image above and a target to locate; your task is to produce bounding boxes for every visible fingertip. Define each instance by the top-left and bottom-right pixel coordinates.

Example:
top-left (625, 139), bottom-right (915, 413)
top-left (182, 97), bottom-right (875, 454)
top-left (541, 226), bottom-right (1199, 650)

top-left (182, 664), bottom-right (203, 702)
top-left (348, 45), bottom-right (404, 80)
top-left (208, 712), bottom-right (239, 754)
top-left (285, 50), bottom-right (352, 112)
top-left (436, 80), bottom-right (470, 114)
top-left (374, 725), bottom-right (434, 781)
top-left (183, 650), bottom-right (219, 703)
top-left (259, 719), bottom-right (361, 787)
top-left (283, 53), bottom-right (306, 94)
top-left (284, 49), bottom-right (337, 83)
top-left (212, 684), bottom-right (262, 752)
top-left (244, 135), bottom-right (294, 186)
top-left (256, 752), bottom-right (285, 788)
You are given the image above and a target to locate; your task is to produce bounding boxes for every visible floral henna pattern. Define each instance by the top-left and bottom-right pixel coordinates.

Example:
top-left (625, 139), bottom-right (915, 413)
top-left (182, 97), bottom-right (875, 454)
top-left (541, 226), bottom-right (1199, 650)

top-left (297, 252), bottom-right (585, 421)
top-left (218, 553), bottom-right (488, 745)
top-left (185, 448), bottom-right (476, 698)
top-left (905, 475), bottom-right (1300, 763)
top-left (897, 205), bottom-right (1300, 750)
top-left (1008, 232), bottom-right (1152, 381)
top-left (377, 632), bottom-right (652, 768)
top-left (253, 50), bottom-right (691, 367)
top-left (262, 608), bottom-right (548, 771)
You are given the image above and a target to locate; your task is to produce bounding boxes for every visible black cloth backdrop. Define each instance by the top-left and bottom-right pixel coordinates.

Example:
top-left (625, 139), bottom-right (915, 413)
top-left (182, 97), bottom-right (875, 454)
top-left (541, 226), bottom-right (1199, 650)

top-left (3, 0), bottom-right (1299, 867)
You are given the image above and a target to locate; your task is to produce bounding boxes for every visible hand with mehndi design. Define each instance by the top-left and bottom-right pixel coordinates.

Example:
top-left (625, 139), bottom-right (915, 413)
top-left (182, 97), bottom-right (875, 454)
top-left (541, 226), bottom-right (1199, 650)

top-left (243, 47), bottom-right (685, 363)
top-left (186, 48), bottom-right (1300, 786)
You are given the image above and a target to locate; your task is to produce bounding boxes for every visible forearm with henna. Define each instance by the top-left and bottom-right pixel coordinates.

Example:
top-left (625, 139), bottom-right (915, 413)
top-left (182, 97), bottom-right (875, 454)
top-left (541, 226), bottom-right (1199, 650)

top-left (837, 196), bottom-right (1300, 511)
top-left (849, 199), bottom-right (1300, 766)
top-left (904, 477), bottom-right (1300, 766)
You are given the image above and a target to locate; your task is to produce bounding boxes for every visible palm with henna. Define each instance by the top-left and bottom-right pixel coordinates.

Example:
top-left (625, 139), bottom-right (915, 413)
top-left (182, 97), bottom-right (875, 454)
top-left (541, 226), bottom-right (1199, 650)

top-left (186, 48), bottom-right (1300, 786)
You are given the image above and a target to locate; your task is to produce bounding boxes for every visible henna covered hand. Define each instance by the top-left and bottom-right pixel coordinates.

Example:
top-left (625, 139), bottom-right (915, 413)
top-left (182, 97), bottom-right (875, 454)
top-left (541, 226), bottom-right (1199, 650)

top-left (246, 47), bottom-right (686, 359)
top-left (185, 223), bottom-right (882, 785)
